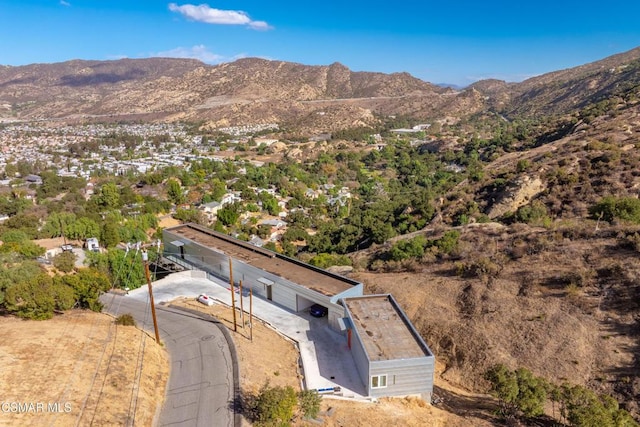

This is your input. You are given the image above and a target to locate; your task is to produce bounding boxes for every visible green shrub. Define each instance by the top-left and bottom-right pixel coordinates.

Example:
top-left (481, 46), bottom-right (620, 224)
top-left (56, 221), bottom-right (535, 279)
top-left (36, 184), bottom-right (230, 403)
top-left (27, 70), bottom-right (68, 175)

top-left (298, 390), bottom-right (321, 419)
top-left (435, 230), bottom-right (460, 255)
top-left (590, 196), bottom-right (640, 224)
top-left (308, 253), bottom-right (352, 268)
top-left (115, 313), bottom-right (136, 326)
top-left (514, 200), bottom-right (550, 226)
top-left (252, 382), bottom-right (297, 426)
top-left (388, 236), bottom-right (427, 261)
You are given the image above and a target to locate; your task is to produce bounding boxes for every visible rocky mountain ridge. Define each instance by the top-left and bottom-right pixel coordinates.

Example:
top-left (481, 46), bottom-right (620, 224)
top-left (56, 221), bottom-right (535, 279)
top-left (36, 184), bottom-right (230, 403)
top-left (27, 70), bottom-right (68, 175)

top-left (0, 46), bottom-right (638, 130)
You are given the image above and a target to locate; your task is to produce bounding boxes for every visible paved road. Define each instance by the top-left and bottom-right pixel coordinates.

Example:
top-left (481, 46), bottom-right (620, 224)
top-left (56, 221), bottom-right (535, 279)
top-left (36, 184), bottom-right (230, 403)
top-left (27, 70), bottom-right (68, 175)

top-left (101, 293), bottom-right (236, 427)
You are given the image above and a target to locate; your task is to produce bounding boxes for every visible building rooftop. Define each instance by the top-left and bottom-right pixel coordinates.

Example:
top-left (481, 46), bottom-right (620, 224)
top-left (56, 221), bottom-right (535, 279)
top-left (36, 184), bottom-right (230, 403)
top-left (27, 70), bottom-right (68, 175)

top-left (167, 223), bottom-right (360, 297)
top-left (344, 295), bottom-right (432, 362)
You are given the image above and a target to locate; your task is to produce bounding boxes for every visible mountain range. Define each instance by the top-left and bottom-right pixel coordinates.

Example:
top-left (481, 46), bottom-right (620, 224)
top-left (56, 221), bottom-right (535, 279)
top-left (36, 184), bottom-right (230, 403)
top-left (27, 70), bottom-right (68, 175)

top-left (1, 46), bottom-right (639, 131)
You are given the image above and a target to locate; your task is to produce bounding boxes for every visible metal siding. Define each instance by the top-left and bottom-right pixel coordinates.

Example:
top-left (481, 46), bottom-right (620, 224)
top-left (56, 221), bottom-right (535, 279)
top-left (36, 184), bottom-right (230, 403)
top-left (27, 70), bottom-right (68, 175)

top-left (327, 307), bottom-right (343, 331)
top-left (331, 283), bottom-right (364, 303)
top-left (163, 230), bottom-right (339, 312)
top-left (271, 280), bottom-right (298, 311)
top-left (348, 325), bottom-right (371, 390)
top-left (368, 357), bottom-right (435, 398)
top-left (296, 295), bottom-right (314, 311)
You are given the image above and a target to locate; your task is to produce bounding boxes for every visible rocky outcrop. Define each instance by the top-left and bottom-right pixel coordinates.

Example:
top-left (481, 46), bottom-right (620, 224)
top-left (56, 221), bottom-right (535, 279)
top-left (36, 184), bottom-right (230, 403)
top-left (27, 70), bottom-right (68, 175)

top-left (487, 175), bottom-right (546, 219)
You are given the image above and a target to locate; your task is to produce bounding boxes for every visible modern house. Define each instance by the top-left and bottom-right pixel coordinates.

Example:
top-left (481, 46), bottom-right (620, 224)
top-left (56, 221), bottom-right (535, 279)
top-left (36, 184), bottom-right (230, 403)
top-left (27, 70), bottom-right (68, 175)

top-left (163, 223), bottom-right (363, 330)
top-left (162, 223), bottom-right (435, 400)
top-left (342, 294), bottom-right (435, 400)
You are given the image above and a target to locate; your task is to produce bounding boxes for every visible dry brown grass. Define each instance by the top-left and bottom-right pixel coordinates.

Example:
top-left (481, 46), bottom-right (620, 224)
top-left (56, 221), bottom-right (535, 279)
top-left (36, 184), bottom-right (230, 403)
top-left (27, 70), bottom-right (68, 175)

top-left (352, 224), bottom-right (640, 418)
top-left (0, 310), bottom-right (168, 427)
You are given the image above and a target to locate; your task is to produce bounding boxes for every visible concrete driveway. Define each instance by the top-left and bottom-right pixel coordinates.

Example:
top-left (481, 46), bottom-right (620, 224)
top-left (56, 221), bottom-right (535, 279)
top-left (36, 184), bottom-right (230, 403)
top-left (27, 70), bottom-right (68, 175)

top-left (129, 271), bottom-right (367, 399)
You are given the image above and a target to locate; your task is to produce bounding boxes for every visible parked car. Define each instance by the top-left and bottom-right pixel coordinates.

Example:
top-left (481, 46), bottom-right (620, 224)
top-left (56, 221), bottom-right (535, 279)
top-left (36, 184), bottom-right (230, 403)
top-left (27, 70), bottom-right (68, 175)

top-left (309, 303), bottom-right (328, 318)
top-left (197, 294), bottom-right (214, 306)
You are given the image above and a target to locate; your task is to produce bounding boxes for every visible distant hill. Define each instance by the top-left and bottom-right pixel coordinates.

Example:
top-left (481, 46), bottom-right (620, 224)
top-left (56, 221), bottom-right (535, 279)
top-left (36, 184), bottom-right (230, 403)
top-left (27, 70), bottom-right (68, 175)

top-left (482, 47), bottom-right (640, 117)
top-left (0, 47), bottom-right (639, 131)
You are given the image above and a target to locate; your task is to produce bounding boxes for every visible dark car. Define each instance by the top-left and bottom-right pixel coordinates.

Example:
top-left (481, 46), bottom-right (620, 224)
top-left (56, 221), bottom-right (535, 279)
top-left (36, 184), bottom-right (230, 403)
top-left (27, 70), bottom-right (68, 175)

top-left (309, 304), bottom-right (328, 318)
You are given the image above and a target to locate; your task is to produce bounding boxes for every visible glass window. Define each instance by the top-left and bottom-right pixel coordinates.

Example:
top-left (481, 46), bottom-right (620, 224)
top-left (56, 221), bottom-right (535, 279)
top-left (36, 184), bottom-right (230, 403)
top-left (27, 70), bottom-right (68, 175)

top-left (371, 374), bottom-right (387, 389)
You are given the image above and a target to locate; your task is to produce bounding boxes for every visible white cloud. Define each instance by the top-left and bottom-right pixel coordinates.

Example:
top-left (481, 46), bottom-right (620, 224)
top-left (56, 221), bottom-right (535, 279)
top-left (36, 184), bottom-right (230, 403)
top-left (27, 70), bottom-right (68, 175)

top-left (154, 45), bottom-right (225, 63)
top-left (168, 3), bottom-right (273, 30)
top-left (60, 0), bottom-right (71, 6)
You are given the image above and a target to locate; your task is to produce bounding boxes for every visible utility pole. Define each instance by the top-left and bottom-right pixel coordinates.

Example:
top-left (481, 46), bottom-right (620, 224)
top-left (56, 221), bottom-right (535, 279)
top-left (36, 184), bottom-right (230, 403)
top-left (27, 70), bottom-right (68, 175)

top-left (142, 245), bottom-right (161, 344)
top-left (239, 280), bottom-right (244, 329)
top-left (249, 288), bottom-right (253, 342)
top-left (229, 257), bottom-right (237, 332)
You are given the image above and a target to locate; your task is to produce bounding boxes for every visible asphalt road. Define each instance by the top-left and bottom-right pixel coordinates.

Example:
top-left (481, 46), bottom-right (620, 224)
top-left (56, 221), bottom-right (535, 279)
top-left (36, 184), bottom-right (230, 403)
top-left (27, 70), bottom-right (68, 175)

top-left (101, 293), bottom-right (236, 427)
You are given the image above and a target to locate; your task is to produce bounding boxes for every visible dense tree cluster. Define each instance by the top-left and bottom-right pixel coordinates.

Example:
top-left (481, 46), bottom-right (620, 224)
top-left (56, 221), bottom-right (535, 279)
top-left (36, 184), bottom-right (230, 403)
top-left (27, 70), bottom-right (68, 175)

top-left (485, 364), bottom-right (637, 426)
top-left (0, 255), bottom-right (111, 320)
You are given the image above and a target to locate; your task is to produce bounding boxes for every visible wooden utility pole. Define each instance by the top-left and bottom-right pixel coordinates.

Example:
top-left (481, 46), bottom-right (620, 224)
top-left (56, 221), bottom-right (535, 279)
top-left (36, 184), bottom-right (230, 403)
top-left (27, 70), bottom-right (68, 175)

top-left (142, 249), bottom-right (161, 344)
top-left (229, 257), bottom-right (237, 332)
top-left (239, 280), bottom-right (245, 329)
top-left (249, 288), bottom-right (253, 342)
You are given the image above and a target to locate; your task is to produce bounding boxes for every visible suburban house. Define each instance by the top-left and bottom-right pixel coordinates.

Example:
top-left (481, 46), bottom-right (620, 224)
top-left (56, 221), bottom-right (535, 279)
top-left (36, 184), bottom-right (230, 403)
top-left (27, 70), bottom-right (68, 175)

top-left (200, 201), bottom-right (222, 222)
top-left (24, 174), bottom-right (43, 185)
top-left (162, 223), bottom-right (435, 400)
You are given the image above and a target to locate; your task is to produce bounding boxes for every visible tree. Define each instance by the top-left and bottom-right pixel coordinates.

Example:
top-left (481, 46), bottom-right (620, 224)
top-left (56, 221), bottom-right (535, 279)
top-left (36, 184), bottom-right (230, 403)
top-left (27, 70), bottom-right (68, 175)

top-left (67, 217), bottom-right (100, 240)
top-left (98, 182), bottom-right (121, 209)
top-left (41, 212), bottom-right (76, 238)
top-left (561, 384), bottom-right (638, 427)
top-left (217, 205), bottom-right (240, 227)
top-left (258, 192), bottom-right (280, 216)
top-left (389, 236), bottom-right (427, 261)
top-left (207, 178), bottom-right (227, 202)
top-left (514, 368), bottom-right (547, 417)
top-left (173, 208), bottom-right (205, 225)
top-left (53, 251), bottom-right (76, 273)
top-left (101, 221), bottom-right (121, 248)
top-left (435, 230), bottom-right (460, 256)
top-left (95, 248), bottom-right (151, 290)
top-left (4, 273), bottom-right (74, 320)
top-left (590, 196), bottom-right (640, 224)
top-left (56, 268), bottom-right (111, 311)
top-left (0, 259), bottom-right (42, 306)
top-left (309, 253), bottom-right (352, 268)
top-left (485, 364), bottom-right (518, 416)
top-left (166, 178), bottom-right (185, 205)
top-left (0, 230), bottom-right (46, 258)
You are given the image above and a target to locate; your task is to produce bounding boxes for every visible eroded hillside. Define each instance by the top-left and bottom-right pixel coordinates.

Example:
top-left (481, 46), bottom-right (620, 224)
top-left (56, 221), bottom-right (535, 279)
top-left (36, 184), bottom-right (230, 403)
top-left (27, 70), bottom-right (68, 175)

top-left (353, 222), bottom-right (640, 418)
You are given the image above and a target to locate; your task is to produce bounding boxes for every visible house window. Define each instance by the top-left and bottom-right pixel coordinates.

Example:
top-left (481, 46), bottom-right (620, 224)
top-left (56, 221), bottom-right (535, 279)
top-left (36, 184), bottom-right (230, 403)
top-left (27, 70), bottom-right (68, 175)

top-left (371, 375), bottom-right (387, 389)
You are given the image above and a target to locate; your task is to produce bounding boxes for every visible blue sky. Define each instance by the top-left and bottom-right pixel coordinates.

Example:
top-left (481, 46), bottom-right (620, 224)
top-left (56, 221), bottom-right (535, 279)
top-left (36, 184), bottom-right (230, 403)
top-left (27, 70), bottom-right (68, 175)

top-left (1, 1), bottom-right (640, 86)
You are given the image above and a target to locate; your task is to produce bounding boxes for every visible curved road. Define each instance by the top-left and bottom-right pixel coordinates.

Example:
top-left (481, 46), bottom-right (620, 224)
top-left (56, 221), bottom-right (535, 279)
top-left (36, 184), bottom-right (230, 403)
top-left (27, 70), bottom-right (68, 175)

top-left (100, 293), bottom-right (236, 427)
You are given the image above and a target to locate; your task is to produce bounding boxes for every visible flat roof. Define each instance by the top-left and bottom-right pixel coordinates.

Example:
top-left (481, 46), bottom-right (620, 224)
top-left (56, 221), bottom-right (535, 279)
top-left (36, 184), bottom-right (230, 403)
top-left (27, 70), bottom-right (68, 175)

top-left (345, 295), bottom-right (432, 362)
top-left (166, 223), bottom-right (360, 297)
